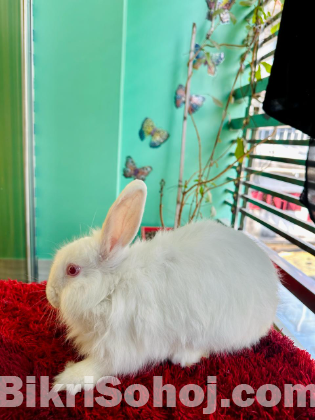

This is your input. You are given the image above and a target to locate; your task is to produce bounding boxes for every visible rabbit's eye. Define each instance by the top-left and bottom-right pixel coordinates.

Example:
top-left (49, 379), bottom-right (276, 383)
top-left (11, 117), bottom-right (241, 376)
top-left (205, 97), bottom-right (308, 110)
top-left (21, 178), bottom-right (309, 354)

top-left (66, 264), bottom-right (81, 277)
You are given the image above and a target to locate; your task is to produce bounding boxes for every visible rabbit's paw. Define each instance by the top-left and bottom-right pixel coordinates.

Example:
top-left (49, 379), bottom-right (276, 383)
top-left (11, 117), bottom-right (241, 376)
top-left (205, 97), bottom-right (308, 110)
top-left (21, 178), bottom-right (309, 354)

top-left (52, 358), bottom-right (102, 394)
top-left (171, 349), bottom-right (207, 367)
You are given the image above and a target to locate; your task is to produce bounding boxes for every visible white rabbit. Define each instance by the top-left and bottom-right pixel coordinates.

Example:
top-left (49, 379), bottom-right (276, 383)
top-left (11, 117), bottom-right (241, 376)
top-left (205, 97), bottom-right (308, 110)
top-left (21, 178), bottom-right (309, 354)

top-left (46, 179), bottom-right (279, 391)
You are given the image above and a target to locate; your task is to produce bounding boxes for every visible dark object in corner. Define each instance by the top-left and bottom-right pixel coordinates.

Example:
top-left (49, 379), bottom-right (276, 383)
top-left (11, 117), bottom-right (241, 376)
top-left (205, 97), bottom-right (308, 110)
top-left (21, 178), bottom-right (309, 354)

top-left (263, 0), bottom-right (315, 137)
top-left (300, 139), bottom-right (315, 224)
top-left (263, 0), bottom-right (315, 223)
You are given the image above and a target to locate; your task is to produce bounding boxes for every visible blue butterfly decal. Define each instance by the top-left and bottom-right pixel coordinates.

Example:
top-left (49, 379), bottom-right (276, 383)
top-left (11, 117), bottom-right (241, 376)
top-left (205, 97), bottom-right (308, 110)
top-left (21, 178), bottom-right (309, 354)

top-left (193, 44), bottom-right (225, 76)
top-left (175, 84), bottom-right (206, 114)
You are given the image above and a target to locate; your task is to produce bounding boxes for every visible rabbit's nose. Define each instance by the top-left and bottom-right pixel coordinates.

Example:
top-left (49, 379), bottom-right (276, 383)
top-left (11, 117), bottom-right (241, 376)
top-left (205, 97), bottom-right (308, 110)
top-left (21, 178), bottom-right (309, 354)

top-left (46, 286), bottom-right (59, 308)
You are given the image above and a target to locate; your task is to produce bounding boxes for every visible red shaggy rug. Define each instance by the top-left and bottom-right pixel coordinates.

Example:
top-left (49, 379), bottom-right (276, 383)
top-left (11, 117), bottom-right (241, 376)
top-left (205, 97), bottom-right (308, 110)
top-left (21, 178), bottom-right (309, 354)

top-left (0, 279), bottom-right (314, 419)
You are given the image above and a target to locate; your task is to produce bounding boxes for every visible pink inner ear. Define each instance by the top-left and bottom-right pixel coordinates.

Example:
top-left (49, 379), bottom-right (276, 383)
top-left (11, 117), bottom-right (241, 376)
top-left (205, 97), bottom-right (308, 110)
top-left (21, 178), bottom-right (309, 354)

top-left (100, 185), bottom-right (146, 259)
top-left (109, 236), bottom-right (119, 252)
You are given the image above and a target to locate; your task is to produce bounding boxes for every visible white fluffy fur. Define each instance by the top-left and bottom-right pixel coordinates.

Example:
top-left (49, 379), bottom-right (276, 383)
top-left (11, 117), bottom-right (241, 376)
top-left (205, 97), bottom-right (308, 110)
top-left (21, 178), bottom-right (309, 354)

top-left (46, 180), bottom-right (279, 391)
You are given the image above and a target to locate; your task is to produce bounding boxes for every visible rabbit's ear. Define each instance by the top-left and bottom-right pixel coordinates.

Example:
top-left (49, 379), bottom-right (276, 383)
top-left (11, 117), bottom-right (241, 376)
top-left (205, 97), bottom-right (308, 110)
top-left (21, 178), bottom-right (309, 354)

top-left (100, 180), bottom-right (147, 259)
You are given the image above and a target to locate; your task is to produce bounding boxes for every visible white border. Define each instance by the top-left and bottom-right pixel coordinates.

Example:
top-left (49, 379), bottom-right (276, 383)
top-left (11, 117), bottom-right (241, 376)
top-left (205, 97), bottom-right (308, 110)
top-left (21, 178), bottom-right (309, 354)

top-left (21, 0), bottom-right (37, 282)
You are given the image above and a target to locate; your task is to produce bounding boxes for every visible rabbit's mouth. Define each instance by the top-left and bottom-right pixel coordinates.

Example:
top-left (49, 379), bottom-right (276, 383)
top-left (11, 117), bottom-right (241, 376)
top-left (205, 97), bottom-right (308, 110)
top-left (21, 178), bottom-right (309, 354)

top-left (46, 285), bottom-right (60, 308)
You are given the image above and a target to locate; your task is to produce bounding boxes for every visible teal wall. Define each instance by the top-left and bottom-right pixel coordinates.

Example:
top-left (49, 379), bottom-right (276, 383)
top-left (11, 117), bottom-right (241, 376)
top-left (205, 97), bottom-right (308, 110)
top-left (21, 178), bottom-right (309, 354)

top-left (33, 0), bottom-right (125, 259)
top-left (121, 0), bottom-right (248, 227)
top-left (33, 0), bottom-right (248, 259)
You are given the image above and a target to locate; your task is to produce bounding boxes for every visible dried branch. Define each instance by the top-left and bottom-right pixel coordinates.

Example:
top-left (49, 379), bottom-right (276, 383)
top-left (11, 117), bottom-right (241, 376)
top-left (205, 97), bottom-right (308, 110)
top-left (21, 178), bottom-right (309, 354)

top-left (204, 31), bottom-right (260, 181)
top-left (190, 113), bottom-right (203, 180)
top-left (171, 0), bottom-right (275, 228)
top-left (159, 179), bottom-right (166, 228)
top-left (185, 127), bottom-right (277, 195)
top-left (174, 23), bottom-right (197, 228)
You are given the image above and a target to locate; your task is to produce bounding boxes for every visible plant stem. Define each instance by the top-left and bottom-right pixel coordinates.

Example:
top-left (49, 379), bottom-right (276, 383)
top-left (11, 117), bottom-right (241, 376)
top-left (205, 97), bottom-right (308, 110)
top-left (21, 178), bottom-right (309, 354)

top-left (186, 37), bottom-right (256, 221)
top-left (175, 0), bottom-right (270, 227)
top-left (186, 26), bottom-right (261, 221)
top-left (159, 179), bottom-right (165, 228)
top-left (204, 33), bottom-right (259, 180)
top-left (206, 42), bottom-right (246, 49)
top-left (174, 23), bottom-right (197, 228)
top-left (185, 127), bottom-right (276, 195)
top-left (190, 114), bottom-right (203, 180)
top-left (206, 0), bottom-right (218, 39)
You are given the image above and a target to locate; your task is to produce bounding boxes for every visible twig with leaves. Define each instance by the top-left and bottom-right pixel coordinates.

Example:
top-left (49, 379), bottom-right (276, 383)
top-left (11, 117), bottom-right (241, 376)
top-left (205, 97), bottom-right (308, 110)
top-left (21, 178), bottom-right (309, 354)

top-left (160, 0), bottom-right (281, 228)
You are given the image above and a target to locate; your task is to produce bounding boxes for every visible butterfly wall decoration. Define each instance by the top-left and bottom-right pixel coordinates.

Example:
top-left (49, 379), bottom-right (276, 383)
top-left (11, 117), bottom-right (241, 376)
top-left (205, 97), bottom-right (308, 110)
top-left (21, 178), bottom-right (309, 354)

top-left (139, 118), bottom-right (170, 148)
top-left (175, 84), bottom-right (206, 114)
top-left (123, 156), bottom-right (152, 181)
top-left (193, 44), bottom-right (207, 70)
top-left (206, 0), bottom-right (234, 24)
top-left (193, 44), bottom-right (225, 76)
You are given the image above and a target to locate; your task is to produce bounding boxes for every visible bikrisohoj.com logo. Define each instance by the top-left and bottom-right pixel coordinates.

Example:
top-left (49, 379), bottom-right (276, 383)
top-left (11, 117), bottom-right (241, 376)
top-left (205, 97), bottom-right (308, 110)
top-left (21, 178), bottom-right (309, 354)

top-left (1, 376), bottom-right (314, 411)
